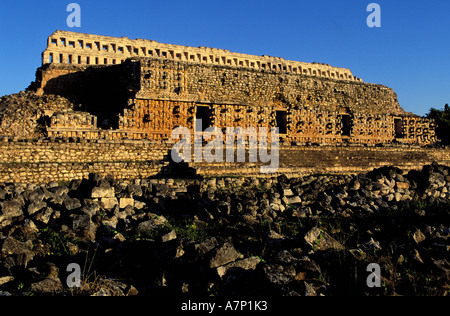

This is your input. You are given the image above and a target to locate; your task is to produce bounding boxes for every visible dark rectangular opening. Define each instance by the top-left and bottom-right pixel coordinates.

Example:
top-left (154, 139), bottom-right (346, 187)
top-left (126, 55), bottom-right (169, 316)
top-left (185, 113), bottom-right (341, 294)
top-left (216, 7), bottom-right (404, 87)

top-left (195, 106), bottom-right (212, 132)
top-left (276, 111), bottom-right (288, 134)
top-left (395, 118), bottom-right (404, 138)
top-left (341, 115), bottom-right (351, 136)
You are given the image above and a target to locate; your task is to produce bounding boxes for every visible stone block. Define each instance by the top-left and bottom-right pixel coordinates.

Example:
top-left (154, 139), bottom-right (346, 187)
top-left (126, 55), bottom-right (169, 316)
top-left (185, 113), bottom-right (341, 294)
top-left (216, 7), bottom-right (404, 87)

top-left (209, 242), bottom-right (242, 269)
top-left (91, 186), bottom-right (115, 198)
top-left (119, 198), bottom-right (134, 209)
top-left (396, 181), bottom-right (410, 190)
top-left (101, 197), bottom-right (118, 210)
top-left (1, 201), bottom-right (23, 218)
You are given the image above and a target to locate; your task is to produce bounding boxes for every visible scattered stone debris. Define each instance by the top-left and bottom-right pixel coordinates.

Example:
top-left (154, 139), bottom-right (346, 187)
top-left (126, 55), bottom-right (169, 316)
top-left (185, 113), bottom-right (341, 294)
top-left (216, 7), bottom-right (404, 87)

top-left (0, 163), bottom-right (449, 296)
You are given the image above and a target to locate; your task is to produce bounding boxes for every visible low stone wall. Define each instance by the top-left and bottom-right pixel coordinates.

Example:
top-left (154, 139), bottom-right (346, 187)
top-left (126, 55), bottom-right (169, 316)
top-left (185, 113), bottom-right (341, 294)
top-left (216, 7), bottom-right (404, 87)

top-left (190, 145), bottom-right (450, 177)
top-left (279, 145), bottom-right (450, 174)
top-left (0, 139), bottom-right (449, 184)
top-left (0, 139), bottom-right (173, 184)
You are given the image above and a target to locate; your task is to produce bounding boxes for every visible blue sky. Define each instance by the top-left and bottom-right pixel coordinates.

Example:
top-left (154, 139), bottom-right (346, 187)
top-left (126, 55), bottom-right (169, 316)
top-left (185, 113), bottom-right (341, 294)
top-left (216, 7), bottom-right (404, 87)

top-left (0, 0), bottom-right (448, 116)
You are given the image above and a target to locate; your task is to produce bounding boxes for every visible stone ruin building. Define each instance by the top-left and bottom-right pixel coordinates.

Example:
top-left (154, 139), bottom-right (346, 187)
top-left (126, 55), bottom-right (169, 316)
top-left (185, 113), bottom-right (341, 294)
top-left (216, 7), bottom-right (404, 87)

top-left (0, 30), bottom-right (447, 184)
top-left (32, 30), bottom-right (436, 146)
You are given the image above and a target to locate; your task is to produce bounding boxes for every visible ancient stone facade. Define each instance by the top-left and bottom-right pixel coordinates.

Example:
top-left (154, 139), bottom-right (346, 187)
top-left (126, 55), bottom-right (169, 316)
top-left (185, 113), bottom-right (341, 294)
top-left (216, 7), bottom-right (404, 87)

top-left (42, 30), bottom-right (362, 82)
top-left (34, 30), bottom-right (436, 146)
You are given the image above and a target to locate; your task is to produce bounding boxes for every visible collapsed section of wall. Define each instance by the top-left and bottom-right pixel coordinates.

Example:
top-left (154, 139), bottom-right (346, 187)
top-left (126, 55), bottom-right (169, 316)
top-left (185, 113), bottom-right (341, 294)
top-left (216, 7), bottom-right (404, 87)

top-left (32, 61), bottom-right (140, 127)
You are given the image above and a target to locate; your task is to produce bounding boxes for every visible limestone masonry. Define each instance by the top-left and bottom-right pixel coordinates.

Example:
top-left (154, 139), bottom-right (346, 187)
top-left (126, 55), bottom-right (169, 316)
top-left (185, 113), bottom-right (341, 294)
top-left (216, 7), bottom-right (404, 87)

top-left (35, 30), bottom-right (436, 146)
top-left (42, 31), bottom-right (362, 82)
top-left (0, 30), bottom-right (445, 183)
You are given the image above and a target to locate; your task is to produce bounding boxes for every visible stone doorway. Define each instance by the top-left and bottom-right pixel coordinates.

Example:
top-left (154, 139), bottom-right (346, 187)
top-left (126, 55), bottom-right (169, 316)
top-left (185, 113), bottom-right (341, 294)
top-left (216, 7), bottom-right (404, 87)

top-left (276, 110), bottom-right (287, 134)
top-left (195, 105), bottom-right (212, 132)
top-left (341, 115), bottom-right (352, 136)
top-left (395, 118), bottom-right (404, 138)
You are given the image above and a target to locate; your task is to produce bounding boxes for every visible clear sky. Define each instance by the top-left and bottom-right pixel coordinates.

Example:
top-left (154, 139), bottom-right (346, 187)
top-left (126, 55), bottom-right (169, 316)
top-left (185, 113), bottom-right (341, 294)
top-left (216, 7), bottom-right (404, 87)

top-left (0, 0), bottom-right (448, 116)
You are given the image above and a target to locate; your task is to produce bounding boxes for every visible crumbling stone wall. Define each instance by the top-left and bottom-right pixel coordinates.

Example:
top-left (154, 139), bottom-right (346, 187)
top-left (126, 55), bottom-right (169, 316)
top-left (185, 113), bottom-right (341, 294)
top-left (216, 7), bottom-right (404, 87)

top-left (42, 30), bottom-right (362, 82)
top-left (0, 139), bottom-right (449, 184)
top-left (47, 110), bottom-right (99, 140)
top-left (0, 139), bottom-right (173, 183)
top-left (122, 58), bottom-right (434, 145)
top-left (0, 92), bottom-right (74, 139)
top-left (32, 32), bottom-right (436, 146)
top-left (136, 58), bottom-right (396, 113)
